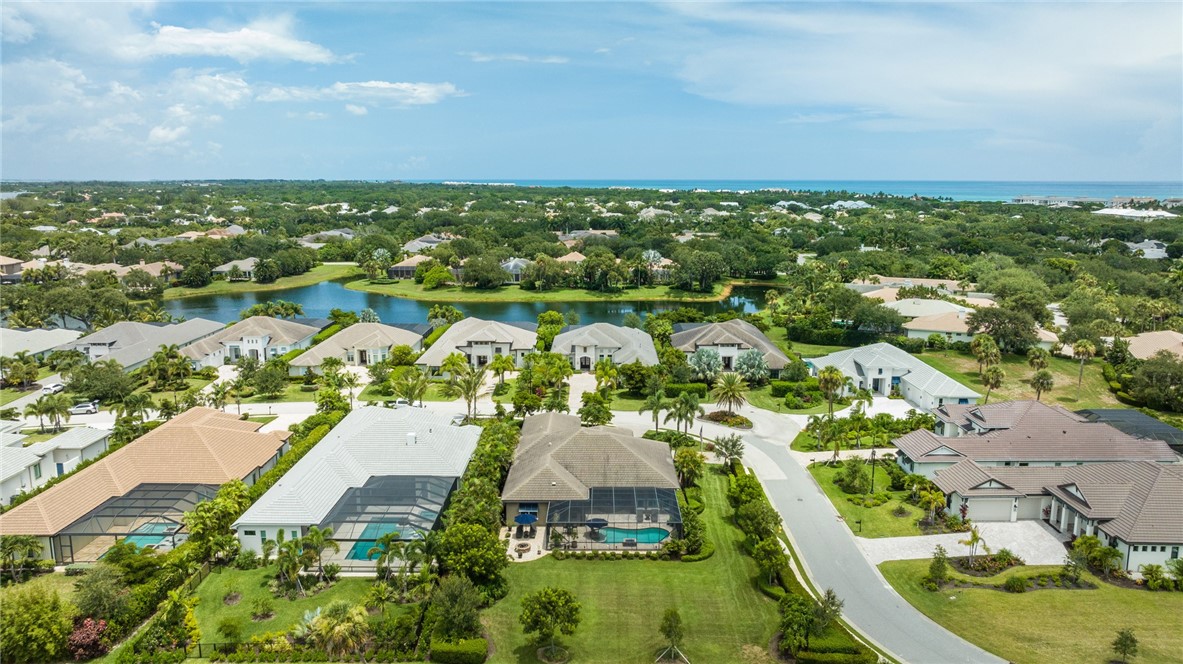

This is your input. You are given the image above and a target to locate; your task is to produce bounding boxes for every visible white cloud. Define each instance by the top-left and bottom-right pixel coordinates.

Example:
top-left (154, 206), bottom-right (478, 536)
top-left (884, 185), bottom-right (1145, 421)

top-left (1, 5), bottom-right (36, 43)
top-left (170, 71), bottom-right (252, 108)
top-left (148, 124), bottom-right (189, 144)
top-left (117, 16), bottom-right (338, 64)
top-left (259, 80), bottom-right (464, 106)
top-left (459, 51), bottom-right (568, 64)
top-left (345, 104), bottom-right (368, 116)
top-left (286, 111), bottom-right (329, 120)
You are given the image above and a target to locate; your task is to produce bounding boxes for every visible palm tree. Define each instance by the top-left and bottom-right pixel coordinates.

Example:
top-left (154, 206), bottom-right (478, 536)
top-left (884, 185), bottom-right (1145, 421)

top-left (44, 394), bottom-right (72, 432)
top-left (920, 488), bottom-right (945, 525)
top-left (959, 525), bottom-right (987, 565)
top-left (24, 396), bottom-right (52, 433)
top-left (1072, 339), bottom-right (1095, 401)
top-left (276, 537), bottom-right (308, 597)
top-left (970, 335), bottom-right (997, 377)
top-left (851, 387), bottom-right (874, 448)
top-left (710, 372), bottom-right (748, 415)
top-left (340, 372), bottom-right (360, 410)
top-left (816, 365), bottom-right (846, 419)
top-left (457, 365), bottom-right (487, 420)
top-left (1, 535), bottom-right (43, 583)
top-left (123, 392), bottom-right (154, 423)
top-left (393, 368), bottom-right (431, 407)
top-left (302, 525), bottom-right (340, 582)
top-left (1027, 347), bottom-right (1050, 371)
top-left (982, 366), bottom-right (1005, 404)
top-left (310, 600), bottom-right (370, 660)
top-left (665, 391), bottom-right (705, 436)
top-left (638, 389), bottom-right (669, 432)
top-left (593, 357), bottom-right (619, 394)
top-left (366, 531), bottom-right (403, 584)
top-left (489, 354), bottom-right (516, 385)
top-left (1031, 370), bottom-right (1054, 401)
top-left (440, 352), bottom-right (469, 379)
top-left (208, 382), bottom-right (231, 412)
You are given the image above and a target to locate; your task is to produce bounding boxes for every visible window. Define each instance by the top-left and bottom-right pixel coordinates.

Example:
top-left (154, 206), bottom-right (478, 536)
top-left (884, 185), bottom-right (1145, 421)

top-left (33, 464), bottom-right (41, 480)
top-left (260, 530), bottom-right (267, 541)
top-left (244, 530), bottom-right (257, 536)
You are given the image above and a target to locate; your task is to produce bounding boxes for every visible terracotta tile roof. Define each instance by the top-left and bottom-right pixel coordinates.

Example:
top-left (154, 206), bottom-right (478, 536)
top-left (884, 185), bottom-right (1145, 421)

top-left (902, 312), bottom-right (971, 334)
top-left (0, 408), bottom-right (289, 536)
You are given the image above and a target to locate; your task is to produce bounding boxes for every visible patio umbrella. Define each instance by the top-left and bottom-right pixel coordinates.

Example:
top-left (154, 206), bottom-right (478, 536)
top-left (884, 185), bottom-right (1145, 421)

top-left (514, 513), bottom-right (538, 526)
top-left (585, 518), bottom-right (608, 530)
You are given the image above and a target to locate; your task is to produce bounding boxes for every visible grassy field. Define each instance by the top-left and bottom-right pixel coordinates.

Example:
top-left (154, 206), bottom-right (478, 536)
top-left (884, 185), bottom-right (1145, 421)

top-left (807, 463), bottom-right (925, 538)
top-left (607, 388), bottom-right (649, 413)
top-left (163, 264), bottom-right (364, 300)
top-left (344, 279), bottom-right (733, 303)
top-left (916, 350), bottom-right (1121, 410)
top-left (239, 383), bottom-right (320, 404)
top-left (482, 470), bottom-right (780, 663)
top-left (193, 566), bottom-right (382, 641)
top-left (880, 559), bottom-right (1183, 664)
top-left (17, 429), bottom-right (58, 444)
top-left (0, 572), bottom-right (76, 603)
top-left (245, 415), bottom-right (278, 425)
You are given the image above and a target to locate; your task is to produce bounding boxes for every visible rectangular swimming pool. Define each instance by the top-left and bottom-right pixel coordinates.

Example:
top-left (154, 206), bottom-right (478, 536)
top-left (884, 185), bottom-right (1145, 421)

top-left (345, 522), bottom-right (404, 560)
top-left (599, 526), bottom-right (670, 544)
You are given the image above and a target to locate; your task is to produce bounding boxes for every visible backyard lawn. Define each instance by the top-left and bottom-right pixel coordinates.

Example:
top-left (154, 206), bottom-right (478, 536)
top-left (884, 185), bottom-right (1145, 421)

top-left (880, 560), bottom-right (1183, 664)
top-left (345, 279), bottom-right (731, 303)
top-left (807, 463), bottom-right (925, 538)
top-left (193, 566), bottom-right (383, 641)
top-left (482, 470), bottom-right (780, 663)
top-left (916, 350), bottom-right (1121, 410)
top-left (0, 571), bottom-right (76, 603)
top-left (163, 264), bottom-right (364, 300)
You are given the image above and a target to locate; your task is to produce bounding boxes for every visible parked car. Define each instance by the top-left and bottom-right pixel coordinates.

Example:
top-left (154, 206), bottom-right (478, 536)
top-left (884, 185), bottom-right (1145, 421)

top-left (41, 383), bottom-right (65, 395)
top-left (68, 401), bottom-right (99, 415)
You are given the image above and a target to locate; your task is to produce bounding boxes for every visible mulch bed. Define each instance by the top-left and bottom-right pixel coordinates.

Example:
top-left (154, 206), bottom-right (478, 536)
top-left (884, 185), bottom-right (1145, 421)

top-left (223, 592), bottom-right (241, 606)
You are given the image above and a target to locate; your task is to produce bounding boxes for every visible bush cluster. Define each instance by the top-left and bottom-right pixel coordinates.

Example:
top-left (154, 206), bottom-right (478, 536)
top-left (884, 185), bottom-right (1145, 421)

top-left (663, 382), bottom-right (708, 398)
top-left (429, 637), bottom-right (488, 664)
top-left (704, 411), bottom-right (753, 428)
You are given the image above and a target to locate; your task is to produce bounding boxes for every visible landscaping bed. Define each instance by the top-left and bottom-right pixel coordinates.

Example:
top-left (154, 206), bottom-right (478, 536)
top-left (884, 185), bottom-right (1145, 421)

top-left (806, 463), bottom-right (927, 538)
top-left (703, 410), bottom-right (752, 429)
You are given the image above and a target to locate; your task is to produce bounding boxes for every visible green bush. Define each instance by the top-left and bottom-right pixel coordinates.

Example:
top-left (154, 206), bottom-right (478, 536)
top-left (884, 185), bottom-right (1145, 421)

top-left (423, 324), bottom-right (452, 349)
top-left (680, 540), bottom-right (715, 562)
top-left (794, 651), bottom-right (878, 664)
top-left (664, 382), bottom-right (708, 398)
top-left (642, 429), bottom-right (697, 448)
top-left (1003, 575), bottom-right (1027, 593)
top-left (311, 324), bottom-right (342, 345)
top-left (769, 380), bottom-right (793, 397)
top-left (704, 411), bottom-right (753, 428)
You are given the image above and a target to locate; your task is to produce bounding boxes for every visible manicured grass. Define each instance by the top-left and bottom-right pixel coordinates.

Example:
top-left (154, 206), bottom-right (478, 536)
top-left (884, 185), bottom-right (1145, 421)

top-left (880, 559), bottom-right (1183, 664)
top-left (133, 377), bottom-right (213, 399)
top-left (0, 571), bottom-right (76, 603)
top-left (357, 382), bottom-right (454, 403)
top-left (491, 378), bottom-right (517, 405)
top-left (744, 384), bottom-right (831, 415)
top-left (17, 429), bottom-right (58, 444)
top-left (752, 315), bottom-right (852, 359)
top-left (163, 264), bottom-right (364, 300)
top-left (482, 470), bottom-right (779, 663)
top-left (807, 463), bottom-right (925, 538)
top-left (345, 279), bottom-right (732, 303)
top-left (240, 383), bottom-right (320, 404)
top-left (607, 389), bottom-right (649, 413)
top-left (915, 350), bottom-right (1121, 410)
top-left (0, 386), bottom-right (38, 406)
top-left (246, 415), bottom-right (278, 425)
top-left (193, 566), bottom-right (383, 641)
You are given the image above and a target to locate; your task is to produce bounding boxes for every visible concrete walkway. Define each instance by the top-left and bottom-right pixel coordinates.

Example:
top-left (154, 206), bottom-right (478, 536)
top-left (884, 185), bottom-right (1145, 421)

top-left (738, 406), bottom-right (1007, 664)
top-left (856, 520), bottom-right (1069, 567)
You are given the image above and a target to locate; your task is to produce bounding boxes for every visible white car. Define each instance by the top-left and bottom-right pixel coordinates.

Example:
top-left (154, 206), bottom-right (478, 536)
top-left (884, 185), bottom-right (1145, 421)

top-left (40, 383), bottom-right (65, 395)
top-left (68, 401), bottom-right (99, 415)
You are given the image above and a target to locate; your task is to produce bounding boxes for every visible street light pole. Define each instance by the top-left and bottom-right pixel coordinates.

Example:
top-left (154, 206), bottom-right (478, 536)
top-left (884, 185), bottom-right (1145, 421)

top-left (869, 448), bottom-right (876, 494)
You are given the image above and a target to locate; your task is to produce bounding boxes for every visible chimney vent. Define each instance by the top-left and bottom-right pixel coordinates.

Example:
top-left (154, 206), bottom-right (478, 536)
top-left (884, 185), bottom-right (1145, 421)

top-left (407, 432), bottom-right (416, 446)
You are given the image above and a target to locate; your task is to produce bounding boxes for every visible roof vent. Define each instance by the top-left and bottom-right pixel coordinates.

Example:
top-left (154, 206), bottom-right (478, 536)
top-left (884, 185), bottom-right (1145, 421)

top-left (551, 481), bottom-right (557, 486)
top-left (407, 432), bottom-right (416, 446)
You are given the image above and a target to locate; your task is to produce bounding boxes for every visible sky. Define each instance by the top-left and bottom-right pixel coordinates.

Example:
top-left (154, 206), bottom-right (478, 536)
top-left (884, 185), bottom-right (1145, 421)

top-left (2, 2), bottom-right (1181, 182)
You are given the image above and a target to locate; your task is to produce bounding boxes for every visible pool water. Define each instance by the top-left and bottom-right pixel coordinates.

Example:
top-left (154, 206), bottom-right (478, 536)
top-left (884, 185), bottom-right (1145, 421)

top-left (345, 522), bottom-right (403, 560)
top-left (106, 522), bottom-right (175, 554)
top-left (600, 527), bottom-right (670, 544)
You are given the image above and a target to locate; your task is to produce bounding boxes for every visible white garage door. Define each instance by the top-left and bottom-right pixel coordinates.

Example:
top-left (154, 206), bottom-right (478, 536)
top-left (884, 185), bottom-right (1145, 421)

top-left (1015, 497), bottom-right (1043, 520)
top-left (968, 498), bottom-right (1012, 522)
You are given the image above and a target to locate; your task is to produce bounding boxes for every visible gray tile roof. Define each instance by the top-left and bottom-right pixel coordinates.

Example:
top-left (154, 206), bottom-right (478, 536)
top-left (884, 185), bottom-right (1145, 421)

top-left (807, 342), bottom-right (980, 399)
top-left (212, 257), bottom-right (258, 273)
top-left (415, 318), bottom-right (538, 368)
top-left (671, 319), bottom-right (790, 370)
top-left (551, 323), bottom-right (659, 366)
top-left (0, 328), bottom-right (82, 356)
top-left (290, 323), bottom-right (425, 367)
top-left (235, 406), bottom-right (481, 527)
top-left (181, 317), bottom-right (320, 360)
top-left (57, 319), bottom-right (224, 369)
top-left (502, 413), bottom-right (679, 503)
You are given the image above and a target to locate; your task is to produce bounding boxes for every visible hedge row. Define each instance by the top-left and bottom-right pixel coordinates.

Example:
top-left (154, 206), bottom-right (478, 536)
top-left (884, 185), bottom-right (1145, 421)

top-left (429, 638), bottom-right (488, 664)
top-left (664, 382), bottom-right (707, 398)
top-left (311, 324), bottom-right (343, 345)
top-left (422, 324), bottom-right (451, 349)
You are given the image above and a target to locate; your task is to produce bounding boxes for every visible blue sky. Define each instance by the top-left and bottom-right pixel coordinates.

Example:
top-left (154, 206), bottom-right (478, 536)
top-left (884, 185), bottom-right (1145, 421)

top-left (2, 2), bottom-right (1181, 182)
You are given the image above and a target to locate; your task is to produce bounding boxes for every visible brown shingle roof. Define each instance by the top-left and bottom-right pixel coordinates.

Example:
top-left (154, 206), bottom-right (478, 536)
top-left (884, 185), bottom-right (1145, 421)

top-left (0, 408), bottom-right (289, 536)
top-left (502, 413), bottom-right (678, 502)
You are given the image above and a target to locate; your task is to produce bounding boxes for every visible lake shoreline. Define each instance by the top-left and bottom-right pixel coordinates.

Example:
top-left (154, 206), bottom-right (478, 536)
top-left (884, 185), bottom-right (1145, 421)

top-left (162, 264), bottom-right (365, 301)
top-left (342, 277), bottom-right (784, 303)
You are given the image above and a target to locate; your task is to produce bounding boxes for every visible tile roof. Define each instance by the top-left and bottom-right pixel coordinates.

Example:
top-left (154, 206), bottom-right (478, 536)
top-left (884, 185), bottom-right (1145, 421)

top-left (56, 319), bottom-right (224, 369)
top-left (502, 413), bottom-right (679, 502)
top-left (807, 342), bottom-right (979, 399)
top-left (181, 317), bottom-right (320, 360)
top-left (415, 318), bottom-right (538, 368)
top-left (24, 426), bottom-right (110, 454)
top-left (551, 323), bottom-right (659, 365)
top-left (290, 323), bottom-right (425, 367)
top-left (0, 328), bottom-right (82, 356)
top-left (556, 251), bottom-right (586, 263)
top-left (235, 406), bottom-right (480, 527)
top-left (884, 298), bottom-right (974, 318)
top-left (902, 312), bottom-right (971, 334)
top-left (0, 446), bottom-right (42, 483)
top-left (671, 319), bottom-right (790, 370)
top-left (212, 257), bottom-right (259, 273)
top-left (0, 408), bottom-right (289, 536)
top-left (1125, 331), bottom-right (1183, 360)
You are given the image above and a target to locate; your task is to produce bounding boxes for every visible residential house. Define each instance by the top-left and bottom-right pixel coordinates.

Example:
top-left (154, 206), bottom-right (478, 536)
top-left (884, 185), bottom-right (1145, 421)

top-left (289, 323), bottom-right (429, 375)
top-left (234, 407), bottom-right (480, 558)
top-left (860, 275), bottom-right (976, 294)
top-left (501, 413), bottom-right (681, 550)
top-left (0, 328), bottom-right (83, 360)
top-left (212, 257), bottom-right (259, 280)
top-left (894, 400), bottom-right (1176, 481)
top-left (555, 229), bottom-right (618, 248)
top-left (0, 408), bottom-right (290, 562)
top-left (1, 442), bottom-right (51, 506)
top-left (883, 298), bottom-right (974, 319)
top-left (387, 254), bottom-right (433, 279)
top-left (551, 323), bottom-right (659, 371)
top-left (805, 342), bottom-right (980, 411)
top-left (22, 426), bottom-right (111, 484)
top-left (670, 319), bottom-right (790, 377)
top-left (415, 318), bottom-right (538, 372)
top-left (902, 312), bottom-right (975, 344)
top-left (556, 251), bottom-right (586, 264)
top-left (0, 255), bottom-right (24, 283)
top-left (181, 316), bottom-right (322, 368)
top-left (55, 319), bottom-right (224, 372)
top-left (500, 257), bottom-right (533, 283)
top-left (1123, 331), bottom-right (1183, 361)
top-left (403, 233), bottom-right (454, 254)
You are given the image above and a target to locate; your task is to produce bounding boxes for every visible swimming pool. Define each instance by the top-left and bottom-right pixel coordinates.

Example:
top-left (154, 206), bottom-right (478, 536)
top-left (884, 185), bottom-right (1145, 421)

top-left (106, 522), bottom-right (175, 554)
top-left (345, 523), bottom-right (403, 560)
top-left (599, 526), bottom-right (670, 544)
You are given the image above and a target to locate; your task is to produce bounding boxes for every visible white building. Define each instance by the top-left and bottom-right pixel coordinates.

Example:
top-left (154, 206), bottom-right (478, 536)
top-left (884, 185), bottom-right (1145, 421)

top-left (415, 318), bottom-right (538, 372)
top-left (670, 319), bottom-right (790, 377)
top-left (551, 323), bottom-right (659, 371)
top-left (806, 342), bottom-right (980, 411)
top-left (181, 316), bottom-right (322, 368)
top-left (55, 319), bottom-right (224, 372)
top-left (289, 323), bottom-right (428, 375)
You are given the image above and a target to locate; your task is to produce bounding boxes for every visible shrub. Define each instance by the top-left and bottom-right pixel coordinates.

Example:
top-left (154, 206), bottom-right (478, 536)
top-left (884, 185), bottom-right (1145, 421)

top-left (251, 597), bottom-right (275, 620)
top-left (793, 652), bottom-right (878, 664)
top-left (1003, 575), bottom-right (1027, 593)
top-left (68, 618), bottom-right (109, 660)
top-left (664, 382), bottom-right (708, 398)
top-left (769, 380), bottom-right (793, 398)
top-left (680, 541), bottom-right (716, 563)
top-left (642, 429), bottom-right (697, 448)
top-left (233, 549), bottom-right (260, 570)
top-left (704, 411), bottom-right (753, 428)
top-left (429, 638), bottom-right (488, 664)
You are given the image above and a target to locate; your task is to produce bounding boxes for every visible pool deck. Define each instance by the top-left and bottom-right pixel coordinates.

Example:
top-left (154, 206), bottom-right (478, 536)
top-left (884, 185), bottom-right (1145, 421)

top-left (503, 526), bottom-right (550, 563)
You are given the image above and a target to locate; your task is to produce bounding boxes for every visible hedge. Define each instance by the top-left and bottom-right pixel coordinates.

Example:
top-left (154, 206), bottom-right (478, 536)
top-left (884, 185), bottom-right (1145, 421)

top-left (769, 380), bottom-right (793, 398)
top-left (422, 324), bottom-right (452, 349)
top-left (312, 323), bottom-right (343, 345)
top-left (680, 540), bottom-right (715, 563)
top-left (793, 652), bottom-right (878, 664)
top-left (664, 382), bottom-right (707, 398)
top-left (278, 347), bottom-right (307, 363)
top-left (429, 638), bottom-right (488, 664)
top-left (642, 430), bottom-right (697, 448)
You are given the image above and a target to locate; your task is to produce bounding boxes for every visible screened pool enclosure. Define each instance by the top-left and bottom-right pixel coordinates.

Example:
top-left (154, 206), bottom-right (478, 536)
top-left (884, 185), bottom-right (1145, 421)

top-left (318, 475), bottom-right (457, 566)
top-left (540, 486), bottom-right (682, 551)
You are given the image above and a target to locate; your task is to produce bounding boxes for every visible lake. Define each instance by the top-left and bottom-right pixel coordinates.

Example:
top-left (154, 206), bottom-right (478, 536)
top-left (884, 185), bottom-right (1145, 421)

top-left (163, 279), bottom-right (771, 324)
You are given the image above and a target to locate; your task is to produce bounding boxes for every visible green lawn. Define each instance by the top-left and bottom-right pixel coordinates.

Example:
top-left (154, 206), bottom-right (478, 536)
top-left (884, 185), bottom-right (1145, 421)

top-left (752, 314), bottom-right (852, 360)
top-left (744, 384), bottom-right (831, 415)
top-left (163, 264), bottom-right (364, 300)
top-left (0, 572), bottom-right (76, 603)
top-left (880, 560), bottom-right (1183, 664)
top-left (482, 470), bottom-right (779, 663)
top-left (0, 386), bottom-right (38, 406)
top-left (790, 431), bottom-right (891, 453)
top-left (607, 389), bottom-right (649, 413)
top-left (246, 415), bottom-right (278, 425)
top-left (344, 279), bottom-right (732, 303)
top-left (915, 350), bottom-right (1122, 410)
top-left (133, 377), bottom-right (213, 399)
top-left (193, 566), bottom-right (382, 641)
top-left (357, 382), bottom-right (455, 403)
top-left (241, 383), bottom-right (320, 404)
top-left (807, 463), bottom-right (925, 538)
top-left (17, 429), bottom-right (58, 444)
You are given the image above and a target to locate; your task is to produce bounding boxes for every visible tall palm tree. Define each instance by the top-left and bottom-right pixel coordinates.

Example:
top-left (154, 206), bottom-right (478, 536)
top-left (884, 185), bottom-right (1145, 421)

top-left (457, 365), bottom-right (487, 420)
top-left (593, 357), bottom-right (619, 394)
top-left (816, 365), bottom-right (846, 419)
top-left (44, 393), bottom-right (72, 432)
top-left (982, 366), bottom-right (1005, 404)
top-left (1072, 339), bottom-right (1095, 401)
top-left (920, 488), bottom-right (945, 525)
top-left (1031, 370), bottom-right (1054, 401)
top-left (340, 372), bottom-right (360, 411)
top-left (851, 387), bottom-right (874, 448)
top-left (638, 389), bottom-right (669, 432)
top-left (489, 354), bottom-right (516, 385)
top-left (393, 368), bottom-right (431, 407)
top-left (710, 372), bottom-right (748, 415)
top-left (302, 525), bottom-right (340, 582)
top-left (366, 531), bottom-right (403, 584)
top-left (208, 382), bottom-right (231, 412)
top-left (24, 396), bottom-right (52, 433)
top-left (665, 391), bottom-right (705, 436)
top-left (1, 535), bottom-right (43, 583)
top-left (440, 352), bottom-right (469, 379)
top-left (276, 537), bottom-right (308, 597)
top-left (122, 392), bottom-right (154, 423)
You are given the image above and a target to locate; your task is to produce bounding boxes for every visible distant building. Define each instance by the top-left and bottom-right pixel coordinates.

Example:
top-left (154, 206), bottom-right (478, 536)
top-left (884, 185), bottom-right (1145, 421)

top-left (386, 254), bottom-right (433, 279)
top-left (500, 257), bottom-right (533, 283)
top-left (1123, 331), bottom-right (1183, 361)
top-left (671, 319), bottom-right (790, 377)
top-left (181, 317), bottom-right (323, 368)
top-left (290, 323), bottom-right (428, 375)
top-left (55, 319), bottom-right (224, 372)
top-left (212, 257), bottom-right (259, 281)
top-left (415, 318), bottom-right (538, 372)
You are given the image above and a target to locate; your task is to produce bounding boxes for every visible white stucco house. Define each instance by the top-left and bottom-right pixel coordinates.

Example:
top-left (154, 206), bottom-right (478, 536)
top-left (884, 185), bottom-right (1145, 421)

top-left (551, 323), bottom-right (659, 371)
top-left (181, 316), bottom-right (323, 368)
top-left (289, 323), bottom-right (429, 375)
top-left (415, 318), bottom-right (538, 372)
top-left (670, 319), bottom-right (790, 377)
top-left (883, 298), bottom-right (974, 319)
top-left (1, 441), bottom-right (51, 505)
top-left (806, 342), bottom-right (980, 411)
top-left (2, 426), bottom-right (112, 504)
top-left (902, 312), bottom-right (975, 344)
top-left (55, 319), bottom-right (224, 372)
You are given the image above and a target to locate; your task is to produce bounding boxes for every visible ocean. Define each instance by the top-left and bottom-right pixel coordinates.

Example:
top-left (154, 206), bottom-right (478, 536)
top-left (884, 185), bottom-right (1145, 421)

top-left (420, 180), bottom-right (1183, 203)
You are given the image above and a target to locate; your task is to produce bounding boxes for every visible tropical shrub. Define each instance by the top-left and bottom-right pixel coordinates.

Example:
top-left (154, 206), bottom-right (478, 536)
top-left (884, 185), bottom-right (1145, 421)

top-left (1003, 575), bottom-right (1027, 593)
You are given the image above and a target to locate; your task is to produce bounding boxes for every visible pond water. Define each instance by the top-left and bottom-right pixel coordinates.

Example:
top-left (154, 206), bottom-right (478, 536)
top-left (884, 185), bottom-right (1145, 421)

top-left (163, 279), bottom-right (770, 324)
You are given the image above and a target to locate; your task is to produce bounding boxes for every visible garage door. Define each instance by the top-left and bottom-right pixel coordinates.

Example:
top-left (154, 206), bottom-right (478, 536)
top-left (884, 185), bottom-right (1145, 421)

top-left (968, 498), bottom-right (1012, 522)
top-left (1015, 497), bottom-right (1043, 520)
